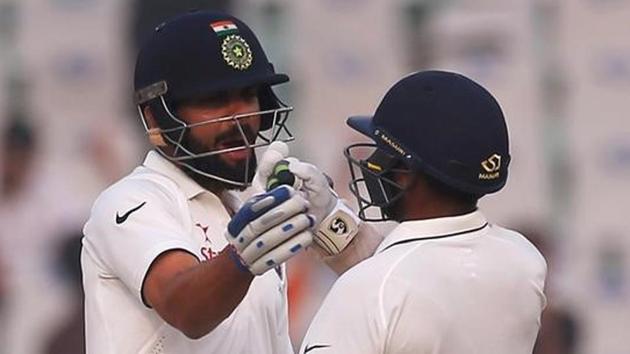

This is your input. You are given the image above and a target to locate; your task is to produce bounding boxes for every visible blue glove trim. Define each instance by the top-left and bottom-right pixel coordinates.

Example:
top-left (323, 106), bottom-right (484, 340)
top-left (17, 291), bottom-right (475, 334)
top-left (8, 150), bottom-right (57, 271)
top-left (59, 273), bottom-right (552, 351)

top-left (226, 246), bottom-right (251, 274)
top-left (227, 186), bottom-right (292, 237)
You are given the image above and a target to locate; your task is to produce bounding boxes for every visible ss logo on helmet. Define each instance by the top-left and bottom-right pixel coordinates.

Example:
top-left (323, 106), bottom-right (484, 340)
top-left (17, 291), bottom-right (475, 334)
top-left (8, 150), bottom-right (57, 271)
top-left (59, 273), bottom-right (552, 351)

top-left (329, 217), bottom-right (348, 235)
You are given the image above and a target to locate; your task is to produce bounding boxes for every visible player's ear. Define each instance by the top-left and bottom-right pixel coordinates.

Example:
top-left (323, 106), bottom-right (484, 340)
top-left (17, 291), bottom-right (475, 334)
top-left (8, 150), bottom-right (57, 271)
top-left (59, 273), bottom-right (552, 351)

top-left (143, 105), bottom-right (167, 147)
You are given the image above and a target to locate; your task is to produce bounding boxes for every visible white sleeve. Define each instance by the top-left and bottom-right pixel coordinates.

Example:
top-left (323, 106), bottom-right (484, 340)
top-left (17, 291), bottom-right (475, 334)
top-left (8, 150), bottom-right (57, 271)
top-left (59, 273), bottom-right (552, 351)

top-left (83, 178), bottom-right (198, 303)
top-left (299, 267), bottom-right (385, 354)
top-left (380, 277), bottom-right (443, 354)
top-left (300, 264), bottom-right (441, 354)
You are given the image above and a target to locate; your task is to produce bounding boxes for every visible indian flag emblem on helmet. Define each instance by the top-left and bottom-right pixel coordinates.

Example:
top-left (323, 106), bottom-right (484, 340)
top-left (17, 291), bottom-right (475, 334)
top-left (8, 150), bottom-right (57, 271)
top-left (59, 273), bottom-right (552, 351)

top-left (210, 20), bottom-right (238, 36)
top-left (221, 35), bottom-right (253, 70)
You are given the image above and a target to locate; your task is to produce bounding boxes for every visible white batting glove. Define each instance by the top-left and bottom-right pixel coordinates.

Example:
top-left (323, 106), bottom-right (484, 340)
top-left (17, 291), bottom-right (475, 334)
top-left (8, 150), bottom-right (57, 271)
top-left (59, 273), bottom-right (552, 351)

top-left (225, 185), bottom-right (314, 275)
top-left (285, 158), bottom-right (362, 256)
top-left (251, 141), bottom-right (290, 194)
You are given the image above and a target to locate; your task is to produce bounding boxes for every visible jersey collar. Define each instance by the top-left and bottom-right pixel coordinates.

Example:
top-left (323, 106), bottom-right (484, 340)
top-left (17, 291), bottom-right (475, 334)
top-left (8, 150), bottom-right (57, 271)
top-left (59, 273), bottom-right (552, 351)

top-left (376, 210), bottom-right (489, 253)
top-left (143, 150), bottom-right (206, 199)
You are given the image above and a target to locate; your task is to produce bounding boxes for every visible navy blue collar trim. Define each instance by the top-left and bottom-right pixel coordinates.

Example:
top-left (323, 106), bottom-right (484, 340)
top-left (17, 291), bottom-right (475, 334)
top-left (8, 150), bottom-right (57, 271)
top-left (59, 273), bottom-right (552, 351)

top-left (379, 222), bottom-right (489, 253)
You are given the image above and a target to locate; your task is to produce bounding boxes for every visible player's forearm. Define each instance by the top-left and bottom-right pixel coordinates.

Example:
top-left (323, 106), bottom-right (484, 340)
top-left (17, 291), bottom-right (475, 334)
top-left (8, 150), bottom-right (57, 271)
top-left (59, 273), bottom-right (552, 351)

top-left (154, 248), bottom-right (254, 339)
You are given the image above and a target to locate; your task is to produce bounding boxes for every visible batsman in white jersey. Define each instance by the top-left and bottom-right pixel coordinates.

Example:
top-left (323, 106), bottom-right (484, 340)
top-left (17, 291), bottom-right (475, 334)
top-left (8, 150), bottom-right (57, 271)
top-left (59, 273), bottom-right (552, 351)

top-left (299, 71), bottom-right (548, 354)
top-left (81, 10), bottom-right (303, 354)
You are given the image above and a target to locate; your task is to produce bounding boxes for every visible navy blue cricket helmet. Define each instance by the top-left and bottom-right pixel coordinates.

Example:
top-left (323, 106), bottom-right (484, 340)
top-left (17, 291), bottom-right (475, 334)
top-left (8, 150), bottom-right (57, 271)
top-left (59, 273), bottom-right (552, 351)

top-left (345, 70), bottom-right (510, 221)
top-left (133, 11), bottom-right (294, 187)
top-left (134, 11), bottom-right (288, 110)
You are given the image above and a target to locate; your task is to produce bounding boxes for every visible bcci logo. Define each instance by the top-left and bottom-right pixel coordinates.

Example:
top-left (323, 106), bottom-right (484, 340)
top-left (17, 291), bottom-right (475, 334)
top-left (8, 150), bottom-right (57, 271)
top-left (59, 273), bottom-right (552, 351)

top-left (221, 35), bottom-right (253, 70)
top-left (329, 217), bottom-right (348, 235)
top-left (479, 154), bottom-right (501, 180)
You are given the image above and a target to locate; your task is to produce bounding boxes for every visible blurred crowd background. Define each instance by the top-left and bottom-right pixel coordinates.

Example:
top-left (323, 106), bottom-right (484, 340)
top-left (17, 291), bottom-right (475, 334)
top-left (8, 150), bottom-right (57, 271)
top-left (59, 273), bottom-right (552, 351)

top-left (0, 0), bottom-right (628, 353)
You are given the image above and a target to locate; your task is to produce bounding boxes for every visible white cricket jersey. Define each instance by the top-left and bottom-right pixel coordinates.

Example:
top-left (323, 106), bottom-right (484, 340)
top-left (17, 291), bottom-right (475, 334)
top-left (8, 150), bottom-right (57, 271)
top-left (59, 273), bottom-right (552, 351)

top-left (82, 151), bottom-right (293, 354)
top-left (300, 211), bottom-right (547, 354)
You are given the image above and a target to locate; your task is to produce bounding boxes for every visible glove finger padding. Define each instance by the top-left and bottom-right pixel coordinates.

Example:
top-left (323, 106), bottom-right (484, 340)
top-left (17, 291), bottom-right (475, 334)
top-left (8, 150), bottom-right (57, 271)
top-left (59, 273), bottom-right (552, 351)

top-left (227, 185), bottom-right (294, 241)
top-left (248, 230), bottom-right (313, 275)
top-left (226, 185), bottom-right (312, 274)
top-left (251, 141), bottom-right (289, 193)
top-left (285, 158), bottom-right (362, 256)
top-left (229, 191), bottom-right (309, 252)
top-left (240, 213), bottom-right (314, 264)
top-left (285, 158), bottom-right (337, 223)
top-left (285, 158), bottom-right (330, 193)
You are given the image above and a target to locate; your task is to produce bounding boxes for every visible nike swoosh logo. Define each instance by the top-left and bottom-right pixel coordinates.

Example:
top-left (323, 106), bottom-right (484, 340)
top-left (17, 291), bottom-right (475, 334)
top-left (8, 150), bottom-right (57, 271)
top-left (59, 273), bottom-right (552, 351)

top-left (304, 344), bottom-right (331, 353)
top-left (115, 201), bottom-right (147, 224)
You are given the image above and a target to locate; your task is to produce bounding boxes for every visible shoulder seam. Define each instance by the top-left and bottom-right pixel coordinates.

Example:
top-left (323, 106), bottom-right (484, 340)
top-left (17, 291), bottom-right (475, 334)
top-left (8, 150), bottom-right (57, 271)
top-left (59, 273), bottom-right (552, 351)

top-left (377, 242), bottom-right (423, 329)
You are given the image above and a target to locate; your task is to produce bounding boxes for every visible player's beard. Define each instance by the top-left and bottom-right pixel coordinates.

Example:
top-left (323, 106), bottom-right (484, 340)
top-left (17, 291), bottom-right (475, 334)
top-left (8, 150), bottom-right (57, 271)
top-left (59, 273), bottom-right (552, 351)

top-left (376, 172), bottom-right (408, 222)
top-left (382, 197), bottom-right (405, 222)
top-left (178, 127), bottom-right (258, 193)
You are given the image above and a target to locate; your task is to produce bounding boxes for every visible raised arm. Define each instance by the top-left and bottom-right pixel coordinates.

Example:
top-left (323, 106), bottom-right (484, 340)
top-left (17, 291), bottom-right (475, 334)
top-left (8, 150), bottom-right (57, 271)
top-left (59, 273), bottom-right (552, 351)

top-left (143, 185), bottom-right (312, 338)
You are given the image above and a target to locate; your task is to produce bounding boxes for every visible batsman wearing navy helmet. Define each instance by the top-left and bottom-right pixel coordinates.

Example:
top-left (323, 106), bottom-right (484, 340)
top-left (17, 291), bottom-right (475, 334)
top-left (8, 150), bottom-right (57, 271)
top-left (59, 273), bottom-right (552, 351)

top-left (300, 71), bottom-right (547, 354)
top-left (82, 11), bottom-right (315, 354)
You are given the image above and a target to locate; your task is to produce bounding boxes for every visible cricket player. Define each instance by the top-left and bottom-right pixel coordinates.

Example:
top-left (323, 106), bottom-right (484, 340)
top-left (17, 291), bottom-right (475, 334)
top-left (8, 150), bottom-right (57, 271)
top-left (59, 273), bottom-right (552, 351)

top-left (81, 11), bottom-right (366, 354)
top-left (298, 71), bottom-right (548, 354)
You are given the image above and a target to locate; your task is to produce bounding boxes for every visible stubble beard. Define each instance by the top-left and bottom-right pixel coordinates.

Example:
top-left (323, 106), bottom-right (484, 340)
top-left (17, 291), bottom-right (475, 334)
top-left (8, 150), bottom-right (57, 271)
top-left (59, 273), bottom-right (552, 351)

top-left (178, 132), bottom-right (258, 194)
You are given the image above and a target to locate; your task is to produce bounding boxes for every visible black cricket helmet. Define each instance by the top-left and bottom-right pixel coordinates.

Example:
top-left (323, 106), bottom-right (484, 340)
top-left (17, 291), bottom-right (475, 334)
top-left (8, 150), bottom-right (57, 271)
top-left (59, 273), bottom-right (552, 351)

top-left (345, 70), bottom-right (510, 221)
top-left (134, 10), bottom-right (293, 186)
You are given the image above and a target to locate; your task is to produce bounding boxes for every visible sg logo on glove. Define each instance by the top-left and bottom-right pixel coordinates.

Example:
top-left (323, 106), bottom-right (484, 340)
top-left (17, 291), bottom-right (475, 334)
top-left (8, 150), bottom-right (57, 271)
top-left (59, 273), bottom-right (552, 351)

top-left (329, 217), bottom-right (348, 235)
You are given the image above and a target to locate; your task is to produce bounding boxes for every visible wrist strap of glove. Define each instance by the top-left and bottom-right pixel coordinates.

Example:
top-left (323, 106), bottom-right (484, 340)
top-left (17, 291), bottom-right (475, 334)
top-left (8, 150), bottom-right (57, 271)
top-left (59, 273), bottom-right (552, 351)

top-left (226, 246), bottom-right (252, 274)
top-left (314, 200), bottom-right (361, 256)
